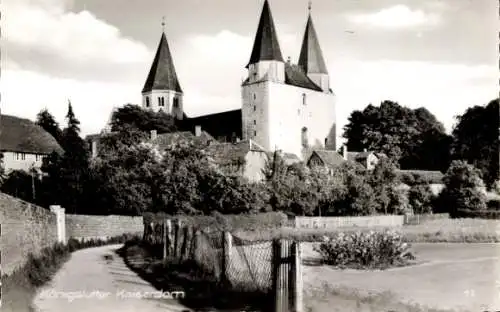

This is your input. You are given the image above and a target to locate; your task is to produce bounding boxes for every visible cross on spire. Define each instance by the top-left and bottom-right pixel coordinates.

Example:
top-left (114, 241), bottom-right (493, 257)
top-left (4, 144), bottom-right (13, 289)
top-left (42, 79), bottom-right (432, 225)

top-left (161, 16), bottom-right (166, 32)
top-left (308, 1), bottom-right (312, 13)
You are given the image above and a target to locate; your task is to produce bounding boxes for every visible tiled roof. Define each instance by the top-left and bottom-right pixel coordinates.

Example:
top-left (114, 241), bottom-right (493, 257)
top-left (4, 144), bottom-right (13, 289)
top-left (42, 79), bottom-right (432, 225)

top-left (142, 32), bottom-right (182, 93)
top-left (246, 0), bottom-right (284, 67)
top-left (310, 150), bottom-right (345, 168)
top-left (151, 131), bottom-right (214, 150)
top-left (0, 114), bottom-right (64, 154)
top-left (298, 14), bottom-right (328, 74)
top-left (206, 139), bottom-right (264, 166)
top-left (284, 63), bottom-right (323, 91)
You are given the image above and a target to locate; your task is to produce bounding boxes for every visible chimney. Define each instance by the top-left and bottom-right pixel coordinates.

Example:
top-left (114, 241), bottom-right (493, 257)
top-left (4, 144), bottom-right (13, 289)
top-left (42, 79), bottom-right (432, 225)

top-left (343, 144), bottom-right (348, 160)
top-left (287, 56), bottom-right (291, 64)
top-left (195, 125), bottom-right (201, 137)
top-left (150, 130), bottom-right (157, 140)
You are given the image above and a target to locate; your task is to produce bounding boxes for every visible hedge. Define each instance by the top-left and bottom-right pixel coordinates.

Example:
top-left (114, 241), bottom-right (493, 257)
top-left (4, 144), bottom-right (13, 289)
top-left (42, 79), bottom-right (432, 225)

top-left (455, 209), bottom-right (500, 219)
top-left (142, 211), bottom-right (288, 231)
top-left (397, 170), bottom-right (444, 185)
top-left (487, 199), bottom-right (500, 211)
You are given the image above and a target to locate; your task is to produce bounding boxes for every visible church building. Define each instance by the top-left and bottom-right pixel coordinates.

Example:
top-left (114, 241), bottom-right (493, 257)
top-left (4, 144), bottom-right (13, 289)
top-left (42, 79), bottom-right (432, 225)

top-left (122, 0), bottom-right (336, 160)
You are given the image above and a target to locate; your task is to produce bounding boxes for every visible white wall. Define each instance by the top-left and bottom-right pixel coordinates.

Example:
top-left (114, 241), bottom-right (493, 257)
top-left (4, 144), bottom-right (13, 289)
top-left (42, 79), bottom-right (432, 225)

top-left (142, 90), bottom-right (183, 119)
top-left (243, 151), bottom-right (268, 182)
top-left (2, 151), bottom-right (46, 172)
top-left (241, 81), bottom-right (271, 149)
top-left (267, 82), bottom-right (336, 159)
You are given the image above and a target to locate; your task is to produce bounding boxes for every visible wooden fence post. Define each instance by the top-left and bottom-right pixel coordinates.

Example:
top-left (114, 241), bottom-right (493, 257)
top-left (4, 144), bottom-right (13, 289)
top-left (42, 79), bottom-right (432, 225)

top-left (180, 226), bottom-right (190, 260)
top-left (221, 231), bottom-right (232, 285)
top-left (291, 241), bottom-right (303, 312)
top-left (191, 229), bottom-right (200, 262)
top-left (166, 219), bottom-right (173, 256)
top-left (174, 219), bottom-right (182, 258)
top-left (273, 239), bottom-right (302, 312)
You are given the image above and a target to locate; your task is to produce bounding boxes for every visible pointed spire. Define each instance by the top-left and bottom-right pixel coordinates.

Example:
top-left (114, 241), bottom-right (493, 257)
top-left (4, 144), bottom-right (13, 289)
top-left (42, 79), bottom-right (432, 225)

top-left (142, 27), bottom-right (182, 93)
top-left (298, 10), bottom-right (328, 74)
top-left (246, 0), bottom-right (284, 68)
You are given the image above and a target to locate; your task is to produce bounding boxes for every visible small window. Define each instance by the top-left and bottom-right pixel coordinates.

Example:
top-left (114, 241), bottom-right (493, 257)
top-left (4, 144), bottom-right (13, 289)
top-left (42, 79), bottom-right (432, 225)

top-left (302, 93), bottom-right (307, 105)
top-left (253, 120), bottom-right (256, 125)
top-left (254, 130), bottom-right (257, 136)
top-left (253, 94), bottom-right (256, 100)
top-left (173, 98), bottom-right (179, 108)
top-left (145, 97), bottom-right (150, 107)
top-left (325, 138), bottom-right (328, 146)
top-left (301, 127), bottom-right (308, 148)
top-left (158, 97), bottom-right (161, 106)
top-left (161, 97), bottom-right (165, 107)
top-left (253, 105), bottom-right (256, 111)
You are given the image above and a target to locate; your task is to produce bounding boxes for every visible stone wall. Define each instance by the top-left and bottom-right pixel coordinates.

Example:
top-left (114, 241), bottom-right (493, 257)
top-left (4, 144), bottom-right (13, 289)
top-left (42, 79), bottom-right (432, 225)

top-left (0, 193), bottom-right (58, 276)
top-left (65, 214), bottom-right (143, 241)
top-left (0, 192), bottom-right (144, 275)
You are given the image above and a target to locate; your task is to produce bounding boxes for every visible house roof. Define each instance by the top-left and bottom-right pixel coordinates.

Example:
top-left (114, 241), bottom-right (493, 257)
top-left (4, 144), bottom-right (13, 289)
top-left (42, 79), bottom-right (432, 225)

top-left (309, 150), bottom-right (345, 168)
top-left (142, 32), bottom-right (182, 93)
top-left (0, 114), bottom-right (64, 155)
top-left (151, 131), bottom-right (214, 150)
top-left (246, 0), bottom-right (284, 67)
top-left (265, 151), bottom-right (301, 165)
top-left (206, 139), bottom-right (265, 166)
top-left (298, 14), bottom-right (328, 74)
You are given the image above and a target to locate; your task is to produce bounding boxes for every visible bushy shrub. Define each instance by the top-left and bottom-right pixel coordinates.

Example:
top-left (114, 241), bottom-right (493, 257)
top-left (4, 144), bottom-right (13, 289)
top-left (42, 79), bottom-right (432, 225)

top-left (440, 160), bottom-right (487, 217)
top-left (487, 199), bottom-right (500, 211)
top-left (455, 209), bottom-right (500, 219)
top-left (313, 230), bottom-right (415, 269)
top-left (408, 184), bottom-right (435, 214)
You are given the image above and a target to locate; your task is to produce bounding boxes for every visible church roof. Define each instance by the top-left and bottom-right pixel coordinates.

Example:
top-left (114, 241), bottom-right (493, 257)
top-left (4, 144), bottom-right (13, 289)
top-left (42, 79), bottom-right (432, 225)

top-left (284, 63), bottom-right (323, 91)
top-left (298, 14), bottom-right (328, 74)
top-left (0, 114), bottom-right (64, 155)
top-left (246, 0), bottom-right (284, 68)
top-left (142, 32), bottom-right (182, 94)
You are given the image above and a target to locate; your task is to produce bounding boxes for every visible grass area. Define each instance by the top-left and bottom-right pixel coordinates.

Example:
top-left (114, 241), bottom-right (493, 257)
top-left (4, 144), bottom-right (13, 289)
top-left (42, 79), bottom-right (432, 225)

top-left (233, 218), bottom-right (500, 243)
top-left (1, 233), bottom-right (140, 312)
top-left (305, 282), bottom-right (460, 312)
top-left (117, 240), bottom-right (273, 312)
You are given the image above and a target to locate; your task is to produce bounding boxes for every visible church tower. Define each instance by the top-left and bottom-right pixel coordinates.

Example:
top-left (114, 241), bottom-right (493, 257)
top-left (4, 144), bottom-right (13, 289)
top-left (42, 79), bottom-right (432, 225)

top-left (242, 0), bottom-right (336, 159)
top-left (298, 6), bottom-right (330, 92)
top-left (142, 21), bottom-right (183, 120)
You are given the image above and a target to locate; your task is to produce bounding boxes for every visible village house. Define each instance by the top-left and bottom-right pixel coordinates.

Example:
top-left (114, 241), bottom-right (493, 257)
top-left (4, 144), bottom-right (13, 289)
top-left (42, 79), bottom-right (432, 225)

top-left (307, 145), bottom-right (386, 172)
top-left (0, 113), bottom-right (64, 173)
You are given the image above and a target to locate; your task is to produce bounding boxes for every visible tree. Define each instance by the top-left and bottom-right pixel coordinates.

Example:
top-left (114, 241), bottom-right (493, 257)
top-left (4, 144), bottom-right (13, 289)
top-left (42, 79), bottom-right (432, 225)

top-left (408, 184), bottom-right (434, 214)
top-left (0, 152), bottom-right (5, 184)
top-left (110, 104), bottom-right (177, 133)
top-left (343, 101), bottom-right (451, 171)
top-left (439, 160), bottom-right (487, 216)
top-left (368, 157), bottom-right (400, 214)
top-left (41, 101), bottom-right (91, 213)
top-left (451, 98), bottom-right (499, 188)
top-left (36, 109), bottom-right (63, 144)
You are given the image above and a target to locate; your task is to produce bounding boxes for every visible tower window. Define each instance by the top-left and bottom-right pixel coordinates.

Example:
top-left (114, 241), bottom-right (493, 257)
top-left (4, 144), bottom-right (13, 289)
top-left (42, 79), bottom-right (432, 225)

top-left (254, 130), bottom-right (257, 137)
top-left (302, 93), bottom-right (307, 105)
top-left (253, 94), bottom-right (256, 100)
top-left (173, 98), bottom-right (179, 108)
top-left (253, 105), bottom-right (256, 111)
top-left (146, 97), bottom-right (150, 107)
top-left (301, 127), bottom-right (308, 148)
top-left (253, 120), bottom-right (256, 125)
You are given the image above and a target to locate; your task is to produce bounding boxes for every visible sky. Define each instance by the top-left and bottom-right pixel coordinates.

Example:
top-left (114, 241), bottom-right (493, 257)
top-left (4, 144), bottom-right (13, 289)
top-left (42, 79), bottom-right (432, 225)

top-left (1, 0), bottom-right (498, 143)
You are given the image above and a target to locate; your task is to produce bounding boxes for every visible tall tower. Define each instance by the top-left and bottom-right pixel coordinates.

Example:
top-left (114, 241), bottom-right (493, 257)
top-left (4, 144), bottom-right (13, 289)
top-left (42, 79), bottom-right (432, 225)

top-left (142, 20), bottom-right (184, 120)
top-left (246, 0), bottom-right (285, 84)
top-left (241, 0), bottom-right (285, 150)
top-left (298, 4), bottom-right (330, 92)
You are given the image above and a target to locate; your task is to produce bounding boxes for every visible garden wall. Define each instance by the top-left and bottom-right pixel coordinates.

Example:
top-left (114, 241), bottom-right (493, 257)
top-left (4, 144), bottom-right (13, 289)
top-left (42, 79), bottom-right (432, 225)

top-left (0, 192), bottom-right (144, 275)
top-left (0, 193), bottom-right (58, 276)
top-left (294, 215), bottom-right (405, 229)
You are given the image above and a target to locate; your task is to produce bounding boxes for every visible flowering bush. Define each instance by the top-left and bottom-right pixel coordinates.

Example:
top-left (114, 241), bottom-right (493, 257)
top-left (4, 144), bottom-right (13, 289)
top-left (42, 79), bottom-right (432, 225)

top-left (314, 230), bottom-right (415, 269)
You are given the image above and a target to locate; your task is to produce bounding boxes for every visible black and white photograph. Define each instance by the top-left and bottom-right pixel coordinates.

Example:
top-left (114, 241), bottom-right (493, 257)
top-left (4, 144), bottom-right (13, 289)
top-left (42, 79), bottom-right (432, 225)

top-left (0, 0), bottom-right (499, 311)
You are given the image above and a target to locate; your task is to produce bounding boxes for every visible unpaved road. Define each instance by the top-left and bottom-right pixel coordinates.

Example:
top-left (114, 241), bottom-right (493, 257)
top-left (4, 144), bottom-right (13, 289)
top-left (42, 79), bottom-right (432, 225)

top-left (33, 244), bottom-right (190, 312)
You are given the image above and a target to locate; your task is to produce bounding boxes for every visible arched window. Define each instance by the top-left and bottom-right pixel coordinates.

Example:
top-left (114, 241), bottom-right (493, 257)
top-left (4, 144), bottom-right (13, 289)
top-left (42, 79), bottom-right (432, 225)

top-left (301, 127), bottom-right (308, 148)
top-left (145, 97), bottom-right (150, 107)
top-left (302, 93), bottom-right (307, 105)
top-left (173, 97), bottom-right (179, 108)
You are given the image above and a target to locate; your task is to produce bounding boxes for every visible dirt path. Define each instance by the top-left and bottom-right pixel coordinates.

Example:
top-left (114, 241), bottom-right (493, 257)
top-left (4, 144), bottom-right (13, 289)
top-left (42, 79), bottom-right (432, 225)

top-left (32, 244), bottom-right (191, 312)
